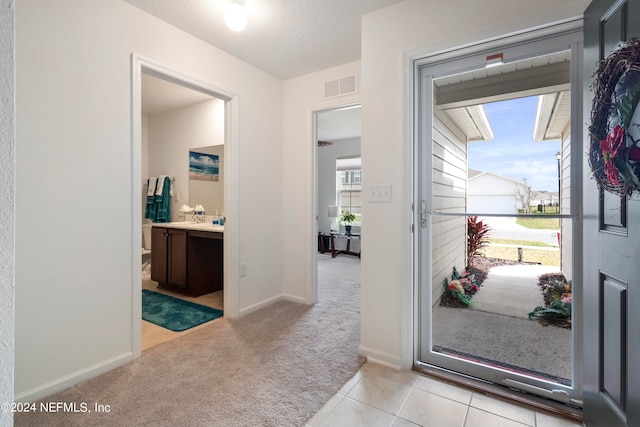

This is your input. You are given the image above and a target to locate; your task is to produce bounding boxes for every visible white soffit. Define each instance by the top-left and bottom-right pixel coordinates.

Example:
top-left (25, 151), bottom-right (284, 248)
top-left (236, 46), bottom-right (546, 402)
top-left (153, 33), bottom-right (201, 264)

top-left (444, 106), bottom-right (494, 142)
top-left (436, 51), bottom-right (570, 143)
top-left (533, 91), bottom-right (570, 141)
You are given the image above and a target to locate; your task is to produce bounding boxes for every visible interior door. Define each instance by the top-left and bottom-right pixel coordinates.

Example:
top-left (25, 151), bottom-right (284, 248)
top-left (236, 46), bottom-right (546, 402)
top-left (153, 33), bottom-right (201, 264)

top-left (583, 1), bottom-right (640, 426)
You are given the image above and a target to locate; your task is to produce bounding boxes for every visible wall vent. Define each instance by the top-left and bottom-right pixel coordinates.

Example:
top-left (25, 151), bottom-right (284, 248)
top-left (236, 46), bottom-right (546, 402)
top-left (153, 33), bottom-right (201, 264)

top-left (324, 74), bottom-right (358, 98)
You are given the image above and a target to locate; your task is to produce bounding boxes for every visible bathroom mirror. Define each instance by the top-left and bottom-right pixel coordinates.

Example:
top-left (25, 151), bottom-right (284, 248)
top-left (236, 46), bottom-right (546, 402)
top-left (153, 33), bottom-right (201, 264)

top-left (189, 145), bottom-right (224, 215)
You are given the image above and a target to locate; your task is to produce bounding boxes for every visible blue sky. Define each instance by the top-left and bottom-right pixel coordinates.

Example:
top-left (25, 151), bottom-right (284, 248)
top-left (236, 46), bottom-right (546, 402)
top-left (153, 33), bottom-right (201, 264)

top-left (468, 97), bottom-right (561, 192)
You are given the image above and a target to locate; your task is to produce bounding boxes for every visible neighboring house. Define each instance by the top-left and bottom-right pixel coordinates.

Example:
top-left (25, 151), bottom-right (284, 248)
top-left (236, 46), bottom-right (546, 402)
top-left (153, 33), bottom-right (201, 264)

top-left (531, 190), bottom-right (559, 207)
top-left (467, 169), bottom-right (529, 214)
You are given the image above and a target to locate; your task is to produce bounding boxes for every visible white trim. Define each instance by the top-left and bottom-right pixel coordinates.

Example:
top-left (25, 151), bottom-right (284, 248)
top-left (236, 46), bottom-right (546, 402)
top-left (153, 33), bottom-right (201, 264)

top-left (15, 352), bottom-right (134, 403)
top-left (238, 295), bottom-right (282, 317)
top-left (357, 345), bottom-right (403, 370)
top-left (282, 294), bottom-right (307, 304)
top-left (308, 108), bottom-right (318, 305)
top-left (130, 54), bottom-right (241, 360)
top-left (568, 35), bottom-right (584, 400)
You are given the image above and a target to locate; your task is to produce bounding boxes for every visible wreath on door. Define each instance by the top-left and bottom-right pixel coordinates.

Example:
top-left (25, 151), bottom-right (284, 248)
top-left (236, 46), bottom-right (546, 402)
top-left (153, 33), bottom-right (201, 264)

top-left (588, 38), bottom-right (640, 197)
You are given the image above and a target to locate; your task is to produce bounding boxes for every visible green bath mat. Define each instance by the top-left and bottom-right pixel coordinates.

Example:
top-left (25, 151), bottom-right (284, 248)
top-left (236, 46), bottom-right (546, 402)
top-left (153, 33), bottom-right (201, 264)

top-left (142, 290), bottom-right (223, 332)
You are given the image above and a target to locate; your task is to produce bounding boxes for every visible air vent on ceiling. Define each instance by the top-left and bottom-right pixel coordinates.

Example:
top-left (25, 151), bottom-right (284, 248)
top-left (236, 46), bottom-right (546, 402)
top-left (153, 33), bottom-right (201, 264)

top-left (324, 75), bottom-right (358, 98)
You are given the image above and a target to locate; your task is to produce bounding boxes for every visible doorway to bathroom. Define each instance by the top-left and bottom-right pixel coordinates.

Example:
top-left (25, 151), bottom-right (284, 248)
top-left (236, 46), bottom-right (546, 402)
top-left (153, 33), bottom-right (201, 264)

top-left (132, 56), bottom-right (239, 354)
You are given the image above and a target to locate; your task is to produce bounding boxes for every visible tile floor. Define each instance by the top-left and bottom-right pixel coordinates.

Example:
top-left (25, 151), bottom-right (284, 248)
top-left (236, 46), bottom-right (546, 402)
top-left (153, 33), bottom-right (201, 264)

top-left (307, 362), bottom-right (583, 427)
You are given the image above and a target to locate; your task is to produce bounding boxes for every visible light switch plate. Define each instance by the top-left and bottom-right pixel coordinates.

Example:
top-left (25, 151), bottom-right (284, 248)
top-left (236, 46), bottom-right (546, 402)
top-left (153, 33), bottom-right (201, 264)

top-left (239, 262), bottom-right (247, 277)
top-left (369, 184), bottom-right (392, 203)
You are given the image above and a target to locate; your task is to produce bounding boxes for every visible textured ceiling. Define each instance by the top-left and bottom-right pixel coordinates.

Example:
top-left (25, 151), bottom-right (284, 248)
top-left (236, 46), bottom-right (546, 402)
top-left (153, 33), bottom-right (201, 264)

top-left (124, 0), bottom-right (405, 80)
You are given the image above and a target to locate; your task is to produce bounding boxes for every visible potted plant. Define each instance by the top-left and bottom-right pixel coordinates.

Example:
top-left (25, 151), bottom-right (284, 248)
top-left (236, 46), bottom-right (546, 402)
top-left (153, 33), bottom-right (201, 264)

top-left (340, 210), bottom-right (356, 235)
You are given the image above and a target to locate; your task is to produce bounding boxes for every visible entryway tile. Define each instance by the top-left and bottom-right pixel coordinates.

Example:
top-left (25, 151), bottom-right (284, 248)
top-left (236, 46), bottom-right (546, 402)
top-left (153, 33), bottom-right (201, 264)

top-left (307, 394), bottom-right (345, 426)
top-left (360, 362), bottom-right (420, 387)
top-left (312, 397), bottom-right (396, 427)
top-left (414, 376), bottom-right (473, 405)
top-left (338, 370), bottom-right (364, 395)
top-left (535, 411), bottom-right (583, 427)
top-left (464, 407), bottom-right (531, 427)
top-left (398, 388), bottom-right (468, 427)
top-left (392, 417), bottom-right (422, 426)
top-left (347, 374), bottom-right (413, 415)
top-left (469, 393), bottom-right (535, 426)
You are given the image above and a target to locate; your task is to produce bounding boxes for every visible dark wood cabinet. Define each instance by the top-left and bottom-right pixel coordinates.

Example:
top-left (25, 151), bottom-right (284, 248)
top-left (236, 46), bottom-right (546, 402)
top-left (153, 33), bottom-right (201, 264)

top-left (150, 226), bottom-right (223, 297)
top-left (187, 230), bottom-right (223, 295)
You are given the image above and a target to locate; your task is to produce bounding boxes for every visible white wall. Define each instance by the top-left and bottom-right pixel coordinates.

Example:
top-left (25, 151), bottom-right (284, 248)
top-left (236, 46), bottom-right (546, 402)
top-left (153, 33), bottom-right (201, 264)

top-left (359, 0), bottom-right (589, 368)
top-left (282, 61), bottom-right (361, 302)
top-left (15, 0), bottom-right (283, 401)
top-left (317, 137), bottom-right (361, 233)
top-left (0, 0), bottom-right (15, 421)
top-left (145, 98), bottom-right (225, 221)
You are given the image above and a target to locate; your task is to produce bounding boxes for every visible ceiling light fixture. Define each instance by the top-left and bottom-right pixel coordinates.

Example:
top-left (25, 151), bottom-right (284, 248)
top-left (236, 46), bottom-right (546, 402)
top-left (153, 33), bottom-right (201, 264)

top-left (225, 0), bottom-right (247, 32)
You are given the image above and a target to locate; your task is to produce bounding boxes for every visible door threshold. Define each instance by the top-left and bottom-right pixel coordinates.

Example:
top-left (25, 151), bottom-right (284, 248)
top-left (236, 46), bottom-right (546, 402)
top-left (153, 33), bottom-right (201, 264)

top-left (413, 363), bottom-right (583, 424)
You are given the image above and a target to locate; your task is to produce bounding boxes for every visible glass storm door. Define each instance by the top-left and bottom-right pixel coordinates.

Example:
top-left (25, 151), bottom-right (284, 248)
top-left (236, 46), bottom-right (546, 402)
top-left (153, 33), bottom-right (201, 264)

top-left (415, 25), bottom-right (583, 405)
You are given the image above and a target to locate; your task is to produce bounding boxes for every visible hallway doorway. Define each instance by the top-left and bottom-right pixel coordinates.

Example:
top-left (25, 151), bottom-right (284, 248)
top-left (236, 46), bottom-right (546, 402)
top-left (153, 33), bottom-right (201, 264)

top-left (314, 105), bottom-right (362, 302)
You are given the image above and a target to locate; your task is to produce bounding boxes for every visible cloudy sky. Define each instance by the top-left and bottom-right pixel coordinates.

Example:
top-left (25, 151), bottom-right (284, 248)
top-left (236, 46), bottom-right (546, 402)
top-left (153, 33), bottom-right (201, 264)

top-left (468, 96), bottom-right (561, 192)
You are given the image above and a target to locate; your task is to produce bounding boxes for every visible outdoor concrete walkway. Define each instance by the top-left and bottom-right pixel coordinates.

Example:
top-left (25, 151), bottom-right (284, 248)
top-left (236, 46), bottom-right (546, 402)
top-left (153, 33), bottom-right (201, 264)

top-left (471, 264), bottom-right (560, 318)
top-left (432, 263), bottom-right (572, 383)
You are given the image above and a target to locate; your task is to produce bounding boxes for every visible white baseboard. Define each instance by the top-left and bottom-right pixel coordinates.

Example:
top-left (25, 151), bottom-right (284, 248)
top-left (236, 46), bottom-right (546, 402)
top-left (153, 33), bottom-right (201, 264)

top-left (358, 345), bottom-right (404, 370)
top-left (237, 293), bottom-right (308, 317)
top-left (237, 294), bottom-right (282, 316)
top-left (15, 352), bottom-right (134, 403)
top-left (281, 293), bottom-right (306, 304)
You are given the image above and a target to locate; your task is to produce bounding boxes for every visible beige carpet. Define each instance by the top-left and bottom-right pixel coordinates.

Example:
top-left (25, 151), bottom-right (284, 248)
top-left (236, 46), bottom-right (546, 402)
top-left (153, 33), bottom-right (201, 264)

top-left (15, 254), bottom-right (364, 426)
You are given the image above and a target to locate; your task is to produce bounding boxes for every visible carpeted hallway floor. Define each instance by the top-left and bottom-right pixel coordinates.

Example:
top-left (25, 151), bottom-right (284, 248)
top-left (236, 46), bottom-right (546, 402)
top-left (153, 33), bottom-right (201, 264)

top-left (15, 253), bottom-right (364, 426)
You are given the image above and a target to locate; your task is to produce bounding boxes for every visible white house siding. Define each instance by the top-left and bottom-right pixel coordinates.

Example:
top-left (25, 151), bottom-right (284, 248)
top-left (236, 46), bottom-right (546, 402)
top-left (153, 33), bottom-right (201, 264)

top-left (432, 110), bottom-right (467, 305)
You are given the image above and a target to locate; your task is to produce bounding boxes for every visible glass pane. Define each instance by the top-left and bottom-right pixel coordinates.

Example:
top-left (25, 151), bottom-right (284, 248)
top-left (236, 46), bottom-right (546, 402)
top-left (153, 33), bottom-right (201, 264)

top-left (431, 215), bottom-right (572, 385)
top-left (428, 60), bottom-right (573, 386)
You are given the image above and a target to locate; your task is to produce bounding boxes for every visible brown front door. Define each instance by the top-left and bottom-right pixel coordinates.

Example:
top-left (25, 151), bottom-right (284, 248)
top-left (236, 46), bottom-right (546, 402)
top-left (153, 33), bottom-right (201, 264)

top-left (583, 1), bottom-right (640, 425)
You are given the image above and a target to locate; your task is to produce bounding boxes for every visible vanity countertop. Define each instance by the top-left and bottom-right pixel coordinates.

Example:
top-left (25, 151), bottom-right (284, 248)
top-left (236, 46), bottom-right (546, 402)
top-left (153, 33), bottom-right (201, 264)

top-left (152, 222), bottom-right (224, 233)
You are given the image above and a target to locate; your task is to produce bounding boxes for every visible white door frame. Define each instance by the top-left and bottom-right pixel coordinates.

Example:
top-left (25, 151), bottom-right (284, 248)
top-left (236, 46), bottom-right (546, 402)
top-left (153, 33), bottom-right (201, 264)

top-left (130, 54), bottom-right (240, 358)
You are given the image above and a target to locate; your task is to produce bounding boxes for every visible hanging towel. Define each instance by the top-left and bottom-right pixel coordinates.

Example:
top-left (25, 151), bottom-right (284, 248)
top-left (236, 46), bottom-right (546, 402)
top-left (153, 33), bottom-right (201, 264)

top-left (144, 177), bottom-right (158, 221)
top-left (155, 175), bottom-right (167, 196)
top-left (155, 176), bottom-right (172, 223)
top-left (147, 177), bottom-right (158, 196)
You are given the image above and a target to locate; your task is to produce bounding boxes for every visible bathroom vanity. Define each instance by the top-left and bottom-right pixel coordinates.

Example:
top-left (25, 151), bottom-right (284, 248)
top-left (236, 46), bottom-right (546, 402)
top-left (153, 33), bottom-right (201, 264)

top-left (150, 222), bottom-right (224, 297)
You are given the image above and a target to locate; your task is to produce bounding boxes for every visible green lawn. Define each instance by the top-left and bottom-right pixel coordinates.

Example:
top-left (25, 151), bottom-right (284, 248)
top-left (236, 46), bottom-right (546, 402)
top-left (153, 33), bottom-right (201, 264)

top-left (480, 246), bottom-right (560, 266)
top-left (516, 216), bottom-right (560, 229)
top-left (489, 239), bottom-right (556, 248)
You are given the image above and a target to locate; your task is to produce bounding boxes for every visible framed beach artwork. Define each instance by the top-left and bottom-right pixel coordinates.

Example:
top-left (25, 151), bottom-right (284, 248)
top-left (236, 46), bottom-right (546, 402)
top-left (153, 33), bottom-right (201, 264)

top-left (189, 150), bottom-right (219, 181)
